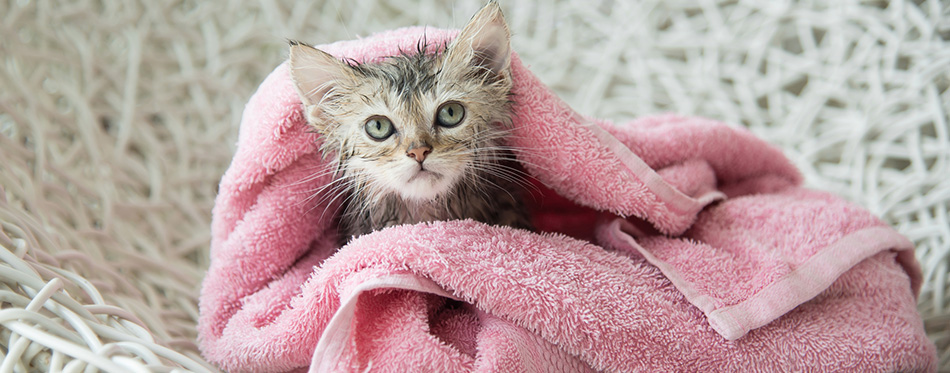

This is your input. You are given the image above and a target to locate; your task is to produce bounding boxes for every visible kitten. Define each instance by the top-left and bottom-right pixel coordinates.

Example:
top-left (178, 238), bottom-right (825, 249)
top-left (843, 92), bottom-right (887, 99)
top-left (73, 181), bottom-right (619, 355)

top-left (288, 2), bottom-right (533, 241)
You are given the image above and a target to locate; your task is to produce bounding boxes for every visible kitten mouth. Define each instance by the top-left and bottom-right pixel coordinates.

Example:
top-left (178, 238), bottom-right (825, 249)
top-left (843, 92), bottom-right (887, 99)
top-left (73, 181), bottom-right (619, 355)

top-left (409, 169), bottom-right (442, 182)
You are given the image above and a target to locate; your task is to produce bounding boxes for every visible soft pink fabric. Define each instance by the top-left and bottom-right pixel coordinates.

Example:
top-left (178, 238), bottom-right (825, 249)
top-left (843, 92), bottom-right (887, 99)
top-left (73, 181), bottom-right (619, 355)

top-left (198, 27), bottom-right (935, 372)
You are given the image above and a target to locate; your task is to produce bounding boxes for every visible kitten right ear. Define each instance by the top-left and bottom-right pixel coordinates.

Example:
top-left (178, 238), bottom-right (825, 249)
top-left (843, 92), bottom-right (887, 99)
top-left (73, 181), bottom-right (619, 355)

top-left (288, 41), bottom-right (347, 106)
top-left (444, 1), bottom-right (512, 76)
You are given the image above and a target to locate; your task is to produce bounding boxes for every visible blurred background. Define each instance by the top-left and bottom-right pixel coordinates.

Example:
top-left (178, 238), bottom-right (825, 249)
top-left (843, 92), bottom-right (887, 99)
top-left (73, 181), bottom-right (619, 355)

top-left (1, 0), bottom-right (948, 370)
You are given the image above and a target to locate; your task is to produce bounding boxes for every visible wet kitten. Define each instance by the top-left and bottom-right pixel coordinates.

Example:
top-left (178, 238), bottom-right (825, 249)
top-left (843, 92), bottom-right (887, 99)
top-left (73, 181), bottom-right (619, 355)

top-left (288, 2), bottom-right (532, 241)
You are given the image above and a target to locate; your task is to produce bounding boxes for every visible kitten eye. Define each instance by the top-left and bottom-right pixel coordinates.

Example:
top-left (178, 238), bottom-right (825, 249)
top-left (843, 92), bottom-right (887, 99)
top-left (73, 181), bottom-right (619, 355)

top-left (364, 116), bottom-right (395, 140)
top-left (436, 102), bottom-right (465, 128)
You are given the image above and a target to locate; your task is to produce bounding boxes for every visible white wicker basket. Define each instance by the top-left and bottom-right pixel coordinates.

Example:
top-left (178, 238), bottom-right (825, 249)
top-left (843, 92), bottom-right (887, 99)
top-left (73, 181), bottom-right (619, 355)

top-left (1, 0), bottom-right (947, 371)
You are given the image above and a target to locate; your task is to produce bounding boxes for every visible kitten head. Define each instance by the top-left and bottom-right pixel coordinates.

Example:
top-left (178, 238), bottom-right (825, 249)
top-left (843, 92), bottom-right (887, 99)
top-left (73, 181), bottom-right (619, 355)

top-left (289, 2), bottom-right (513, 203)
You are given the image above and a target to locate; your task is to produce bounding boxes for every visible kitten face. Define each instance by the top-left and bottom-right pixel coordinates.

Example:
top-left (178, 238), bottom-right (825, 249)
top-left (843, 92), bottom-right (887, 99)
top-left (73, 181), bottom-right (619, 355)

top-left (289, 3), bottom-right (512, 203)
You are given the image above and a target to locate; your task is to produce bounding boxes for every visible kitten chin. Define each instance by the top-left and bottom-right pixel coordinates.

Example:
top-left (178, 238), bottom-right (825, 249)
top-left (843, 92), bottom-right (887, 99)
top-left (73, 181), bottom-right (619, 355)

top-left (400, 169), bottom-right (454, 202)
top-left (289, 2), bottom-right (533, 241)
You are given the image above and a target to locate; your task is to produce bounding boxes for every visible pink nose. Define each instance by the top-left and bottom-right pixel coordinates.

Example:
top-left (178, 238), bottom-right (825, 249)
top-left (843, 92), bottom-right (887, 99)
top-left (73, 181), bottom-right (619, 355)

top-left (407, 146), bottom-right (432, 162)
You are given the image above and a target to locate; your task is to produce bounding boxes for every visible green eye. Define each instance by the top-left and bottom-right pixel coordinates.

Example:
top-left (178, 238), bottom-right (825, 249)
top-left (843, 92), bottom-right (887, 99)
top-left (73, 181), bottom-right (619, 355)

top-left (436, 102), bottom-right (465, 128)
top-left (364, 116), bottom-right (395, 140)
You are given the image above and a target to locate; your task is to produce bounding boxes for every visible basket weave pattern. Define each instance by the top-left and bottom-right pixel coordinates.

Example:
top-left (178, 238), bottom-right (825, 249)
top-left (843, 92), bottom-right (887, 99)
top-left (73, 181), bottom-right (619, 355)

top-left (1, 0), bottom-right (947, 371)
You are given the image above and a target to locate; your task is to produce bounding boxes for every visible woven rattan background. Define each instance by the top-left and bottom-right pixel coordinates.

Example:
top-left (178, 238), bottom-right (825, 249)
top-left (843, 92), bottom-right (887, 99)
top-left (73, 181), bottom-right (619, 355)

top-left (1, 0), bottom-right (948, 371)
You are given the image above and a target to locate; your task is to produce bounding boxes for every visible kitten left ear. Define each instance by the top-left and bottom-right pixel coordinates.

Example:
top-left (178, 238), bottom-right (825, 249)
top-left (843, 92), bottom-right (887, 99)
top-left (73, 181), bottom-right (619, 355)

top-left (446, 1), bottom-right (512, 76)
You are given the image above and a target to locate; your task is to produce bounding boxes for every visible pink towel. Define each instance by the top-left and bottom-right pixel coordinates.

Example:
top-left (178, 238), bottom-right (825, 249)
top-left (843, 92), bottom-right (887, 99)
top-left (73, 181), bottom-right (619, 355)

top-left (198, 27), bottom-right (936, 372)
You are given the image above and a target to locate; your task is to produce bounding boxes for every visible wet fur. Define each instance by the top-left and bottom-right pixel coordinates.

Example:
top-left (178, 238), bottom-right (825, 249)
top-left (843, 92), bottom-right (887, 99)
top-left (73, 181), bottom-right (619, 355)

top-left (290, 3), bottom-right (532, 242)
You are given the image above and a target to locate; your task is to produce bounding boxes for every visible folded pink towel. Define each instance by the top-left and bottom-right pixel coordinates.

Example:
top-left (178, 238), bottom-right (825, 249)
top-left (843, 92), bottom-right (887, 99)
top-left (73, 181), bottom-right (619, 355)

top-left (198, 27), bottom-right (936, 372)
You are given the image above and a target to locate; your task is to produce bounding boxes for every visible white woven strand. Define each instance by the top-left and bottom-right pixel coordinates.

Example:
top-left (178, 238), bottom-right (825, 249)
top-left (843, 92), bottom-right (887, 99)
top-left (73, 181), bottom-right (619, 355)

top-left (0, 225), bottom-right (218, 372)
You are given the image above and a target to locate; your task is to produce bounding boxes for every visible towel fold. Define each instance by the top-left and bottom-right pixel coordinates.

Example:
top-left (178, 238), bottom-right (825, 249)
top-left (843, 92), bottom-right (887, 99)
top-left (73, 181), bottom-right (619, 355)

top-left (198, 26), bottom-right (935, 372)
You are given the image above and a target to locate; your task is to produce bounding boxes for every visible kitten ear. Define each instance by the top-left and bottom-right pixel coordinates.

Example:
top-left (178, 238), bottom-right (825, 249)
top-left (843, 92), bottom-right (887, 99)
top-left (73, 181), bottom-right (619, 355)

top-left (288, 41), bottom-right (348, 106)
top-left (445, 1), bottom-right (512, 76)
